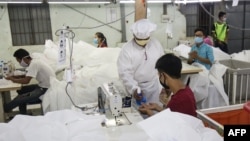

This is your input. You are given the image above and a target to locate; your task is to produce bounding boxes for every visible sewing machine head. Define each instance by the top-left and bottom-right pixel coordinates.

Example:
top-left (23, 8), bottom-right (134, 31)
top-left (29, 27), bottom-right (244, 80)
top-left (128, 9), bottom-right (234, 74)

top-left (0, 61), bottom-right (15, 78)
top-left (98, 82), bottom-right (133, 127)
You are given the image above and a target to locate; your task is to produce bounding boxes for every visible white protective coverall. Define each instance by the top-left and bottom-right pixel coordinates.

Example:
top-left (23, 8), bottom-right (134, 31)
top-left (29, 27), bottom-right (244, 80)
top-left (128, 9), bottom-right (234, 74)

top-left (117, 19), bottom-right (164, 103)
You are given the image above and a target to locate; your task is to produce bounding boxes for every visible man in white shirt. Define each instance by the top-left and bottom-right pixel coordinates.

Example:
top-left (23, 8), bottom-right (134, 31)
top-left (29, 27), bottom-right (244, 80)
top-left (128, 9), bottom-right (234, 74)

top-left (4, 48), bottom-right (55, 114)
top-left (117, 19), bottom-right (164, 105)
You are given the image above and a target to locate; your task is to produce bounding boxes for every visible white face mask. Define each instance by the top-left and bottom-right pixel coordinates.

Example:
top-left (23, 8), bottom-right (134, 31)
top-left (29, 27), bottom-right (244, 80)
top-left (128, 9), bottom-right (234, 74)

top-left (20, 59), bottom-right (29, 67)
top-left (223, 17), bottom-right (227, 22)
top-left (135, 38), bottom-right (150, 46)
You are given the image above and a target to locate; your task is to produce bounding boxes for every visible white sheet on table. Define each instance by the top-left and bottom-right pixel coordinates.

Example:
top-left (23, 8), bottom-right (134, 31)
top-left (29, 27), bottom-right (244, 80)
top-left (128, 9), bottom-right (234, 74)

top-left (137, 109), bottom-right (223, 141)
top-left (0, 110), bottom-right (153, 141)
top-left (0, 110), bottom-right (108, 141)
top-left (0, 79), bottom-right (12, 86)
top-left (173, 44), bottom-right (191, 59)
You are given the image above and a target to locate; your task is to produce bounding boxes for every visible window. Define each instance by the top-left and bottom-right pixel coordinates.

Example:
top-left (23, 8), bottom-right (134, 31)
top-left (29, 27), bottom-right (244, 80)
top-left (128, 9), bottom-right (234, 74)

top-left (8, 3), bottom-right (52, 46)
top-left (180, 3), bottom-right (214, 37)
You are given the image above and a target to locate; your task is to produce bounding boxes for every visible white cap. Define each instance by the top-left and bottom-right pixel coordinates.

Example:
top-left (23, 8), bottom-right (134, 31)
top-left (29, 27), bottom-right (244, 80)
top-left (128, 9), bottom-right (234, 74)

top-left (130, 19), bottom-right (157, 39)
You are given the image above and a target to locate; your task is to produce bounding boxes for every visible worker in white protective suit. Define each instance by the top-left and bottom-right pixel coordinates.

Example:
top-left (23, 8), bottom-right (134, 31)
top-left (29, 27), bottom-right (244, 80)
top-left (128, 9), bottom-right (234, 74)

top-left (117, 19), bottom-right (164, 104)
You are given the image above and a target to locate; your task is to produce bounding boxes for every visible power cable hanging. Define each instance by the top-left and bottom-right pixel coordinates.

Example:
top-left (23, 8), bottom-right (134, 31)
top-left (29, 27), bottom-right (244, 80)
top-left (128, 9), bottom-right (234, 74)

top-left (61, 4), bottom-right (134, 31)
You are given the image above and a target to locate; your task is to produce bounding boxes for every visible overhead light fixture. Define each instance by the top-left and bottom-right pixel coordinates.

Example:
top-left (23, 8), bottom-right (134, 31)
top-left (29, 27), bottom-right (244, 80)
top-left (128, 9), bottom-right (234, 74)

top-left (120, 0), bottom-right (172, 3)
top-left (119, 0), bottom-right (222, 4)
top-left (48, 0), bottom-right (111, 4)
top-left (0, 0), bottom-right (42, 3)
top-left (175, 0), bottom-right (222, 4)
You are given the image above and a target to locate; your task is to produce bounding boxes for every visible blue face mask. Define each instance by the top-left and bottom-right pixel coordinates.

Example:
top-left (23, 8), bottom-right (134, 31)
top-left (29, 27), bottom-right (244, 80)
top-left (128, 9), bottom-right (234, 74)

top-left (93, 38), bottom-right (98, 44)
top-left (194, 37), bottom-right (203, 44)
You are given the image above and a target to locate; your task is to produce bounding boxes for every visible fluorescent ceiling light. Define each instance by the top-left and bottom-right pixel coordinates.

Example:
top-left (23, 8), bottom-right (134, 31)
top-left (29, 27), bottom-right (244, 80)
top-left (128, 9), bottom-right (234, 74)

top-left (48, 0), bottom-right (110, 4)
top-left (0, 0), bottom-right (42, 3)
top-left (120, 0), bottom-right (172, 3)
top-left (120, 0), bottom-right (222, 4)
top-left (175, 0), bottom-right (222, 3)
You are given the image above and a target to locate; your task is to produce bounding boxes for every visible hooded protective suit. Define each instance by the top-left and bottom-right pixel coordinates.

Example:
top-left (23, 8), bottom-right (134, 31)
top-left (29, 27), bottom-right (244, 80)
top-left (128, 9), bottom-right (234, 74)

top-left (117, 19), bottom-right (164, 103)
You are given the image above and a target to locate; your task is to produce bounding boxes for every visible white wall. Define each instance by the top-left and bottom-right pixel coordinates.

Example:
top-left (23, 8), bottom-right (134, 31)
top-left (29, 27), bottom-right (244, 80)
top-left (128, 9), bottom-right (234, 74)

top-left (0, 3), bottom-right (186, 63)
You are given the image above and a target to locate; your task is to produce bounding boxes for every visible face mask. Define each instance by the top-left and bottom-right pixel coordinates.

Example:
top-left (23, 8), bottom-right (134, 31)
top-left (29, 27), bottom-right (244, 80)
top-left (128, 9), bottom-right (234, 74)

top-left (20, 59), bottom-right (29, 67)
top-left (194, 37), bottom-right (203, 44)
top-left (93, 38), bottom-right (98, 44)
top-left (159, 74), bottom-right (170, 89)
top-left (135, 38), bottom-right (150, 46)
top-left (223, 18), bottom-right (227, 22)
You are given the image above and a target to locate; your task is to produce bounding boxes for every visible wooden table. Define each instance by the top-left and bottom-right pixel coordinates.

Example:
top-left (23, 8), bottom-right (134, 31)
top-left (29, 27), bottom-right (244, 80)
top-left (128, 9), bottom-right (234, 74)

top-left (0, 82), bottom-right (21, 122)
top-left (181, 62), bottom-right (203, 74)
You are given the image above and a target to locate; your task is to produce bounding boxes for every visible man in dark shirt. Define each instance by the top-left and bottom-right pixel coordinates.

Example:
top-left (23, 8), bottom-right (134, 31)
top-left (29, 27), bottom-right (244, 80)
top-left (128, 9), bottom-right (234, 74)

top-left (138, 53), bottom-right (197, 117)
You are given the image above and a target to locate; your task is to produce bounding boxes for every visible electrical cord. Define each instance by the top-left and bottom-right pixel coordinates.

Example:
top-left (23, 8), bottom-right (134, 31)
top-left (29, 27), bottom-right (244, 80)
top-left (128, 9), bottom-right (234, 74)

top-left (65, 82), bottom-right (86, 110)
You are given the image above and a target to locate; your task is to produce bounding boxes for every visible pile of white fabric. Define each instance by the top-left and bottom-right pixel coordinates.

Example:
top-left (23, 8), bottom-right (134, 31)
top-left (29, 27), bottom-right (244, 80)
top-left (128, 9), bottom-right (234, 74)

top-left (137, 109), bottom-right (223, 141)
top-left (0, 109), bottom-right (223, 141)
top-left (37, 40), bottom-right (123, 113)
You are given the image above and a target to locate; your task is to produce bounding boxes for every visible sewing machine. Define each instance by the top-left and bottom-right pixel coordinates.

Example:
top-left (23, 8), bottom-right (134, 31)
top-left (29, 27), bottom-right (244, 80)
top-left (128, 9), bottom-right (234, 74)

top-left (0, 61), bottom-right (15, 78)
top-left (97, 82), bottom-right (142, 127)
top-left (71, 82), bottom-right (142, 128)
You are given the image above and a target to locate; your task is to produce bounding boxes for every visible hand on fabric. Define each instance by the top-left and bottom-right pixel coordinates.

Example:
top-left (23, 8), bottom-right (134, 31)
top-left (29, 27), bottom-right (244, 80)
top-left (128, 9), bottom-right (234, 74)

top-left (4, 75), bottom-right (13, 81)
top-left (138, 104), bottom-right (154, 116)
top-left (139, 103), bottom-right (163, 114)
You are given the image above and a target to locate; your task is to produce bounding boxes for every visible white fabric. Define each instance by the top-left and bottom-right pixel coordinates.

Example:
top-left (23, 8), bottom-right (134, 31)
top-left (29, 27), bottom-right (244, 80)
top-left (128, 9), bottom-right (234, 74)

top-left (196, 62), bottom-right (229, 109)
top-left (173, 44), bottom-right (191, 59)
top-left (0, 109), bottom-right (222, 141)
top-left (137, 109), bottom-right (223, 141)
top-left (42, 40), bottom-right (123, 113)
top-left (26, 59), bottom-right (56, 88)
top-left (173, 44), bottom-right (230, 61)
top-left (208, 63), bottom-right (229, 106)
top-left (230, 50), bottom-right (250, 62)
top-left (211, 46), bottom-right (230, 61)
top-left (0, 110), bottom-right (150, 141)
top-left (200, 84), bottom-right (228, 108)
top-left (130, 19), bottom-right (156, 39)
top-left (117, 38), bottom-right (164, 103)
top-left (0, 78), bottom-right (12, 86)
top-left (183, 63), bottom-right (210, 103)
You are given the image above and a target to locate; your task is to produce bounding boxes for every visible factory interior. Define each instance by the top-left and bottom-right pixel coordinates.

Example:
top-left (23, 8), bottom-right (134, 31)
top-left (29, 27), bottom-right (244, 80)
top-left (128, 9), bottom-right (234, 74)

top-left (0, 0), bottom-right (250, 141)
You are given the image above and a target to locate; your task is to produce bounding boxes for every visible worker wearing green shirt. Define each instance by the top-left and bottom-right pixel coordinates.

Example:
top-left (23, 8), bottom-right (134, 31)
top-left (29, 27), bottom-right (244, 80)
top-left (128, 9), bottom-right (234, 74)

top-left (212, 11), bottom-right (229, 53)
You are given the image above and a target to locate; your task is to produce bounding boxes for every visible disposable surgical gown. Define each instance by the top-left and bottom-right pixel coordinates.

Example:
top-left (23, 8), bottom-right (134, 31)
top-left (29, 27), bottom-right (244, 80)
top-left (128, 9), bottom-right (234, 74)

top-left (117, 38), bottom-right (164, 103)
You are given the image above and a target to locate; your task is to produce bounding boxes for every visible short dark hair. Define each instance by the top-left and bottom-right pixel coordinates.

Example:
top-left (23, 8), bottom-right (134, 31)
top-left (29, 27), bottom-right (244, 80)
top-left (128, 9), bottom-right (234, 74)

top-left (194, 27), bottom-right (205, 35)
top-left (155, 53), bottom-right (182, 79)
top-left (218, 11), bottom-right (226, 18)
top-left (13, 48), bottom-right (30, 60)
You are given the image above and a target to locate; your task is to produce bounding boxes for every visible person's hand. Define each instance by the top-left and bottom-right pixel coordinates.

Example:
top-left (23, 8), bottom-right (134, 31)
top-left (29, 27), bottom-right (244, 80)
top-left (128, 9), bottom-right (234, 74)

top-left (133, 89), bottom-right (143, 100)
top-left (159, 88), bottom-right (171, 105)
top-left (189, 51), bottom-right (198, 59)
top-left (138, 104), bottom-right (154, 116)
top-left (4, 75), bottom-right (13, 81)
top-left (140, 103), bottom-right (162, 111)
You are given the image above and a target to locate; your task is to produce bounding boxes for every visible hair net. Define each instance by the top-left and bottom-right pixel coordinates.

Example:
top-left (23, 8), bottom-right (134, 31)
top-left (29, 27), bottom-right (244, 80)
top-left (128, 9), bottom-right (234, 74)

top-left (130, 19), bottom-right (157, 39)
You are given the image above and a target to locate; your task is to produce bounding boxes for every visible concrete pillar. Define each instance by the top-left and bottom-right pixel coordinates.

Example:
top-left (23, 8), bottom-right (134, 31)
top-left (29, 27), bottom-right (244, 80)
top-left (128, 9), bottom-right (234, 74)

top-left (135, 0), bottom-right (147, 22)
